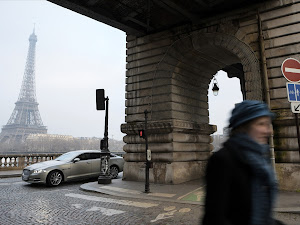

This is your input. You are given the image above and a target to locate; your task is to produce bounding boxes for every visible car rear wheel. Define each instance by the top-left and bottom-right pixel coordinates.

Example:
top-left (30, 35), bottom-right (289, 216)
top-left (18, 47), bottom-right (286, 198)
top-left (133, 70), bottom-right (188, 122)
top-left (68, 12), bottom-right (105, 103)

top-left (46, 170), bottom-right (63, 186)
top-left (110, 166), bottom-right (119, 179)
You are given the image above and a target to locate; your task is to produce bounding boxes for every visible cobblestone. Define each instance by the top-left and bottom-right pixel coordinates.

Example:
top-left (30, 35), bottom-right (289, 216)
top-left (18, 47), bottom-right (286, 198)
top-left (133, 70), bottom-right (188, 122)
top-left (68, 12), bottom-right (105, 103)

top-left (0, 177), bottom-right (202, 224)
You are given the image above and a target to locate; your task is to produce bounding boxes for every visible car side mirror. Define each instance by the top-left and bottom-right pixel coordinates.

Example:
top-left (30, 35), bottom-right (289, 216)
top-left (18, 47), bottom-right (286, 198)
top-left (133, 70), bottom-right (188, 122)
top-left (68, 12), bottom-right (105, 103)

top-left (73, 158), bottom-right (80, 163)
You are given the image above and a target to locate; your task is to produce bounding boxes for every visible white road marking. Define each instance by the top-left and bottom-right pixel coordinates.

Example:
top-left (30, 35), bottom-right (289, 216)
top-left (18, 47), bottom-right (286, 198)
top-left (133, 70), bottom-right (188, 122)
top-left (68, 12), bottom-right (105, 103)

top-left (179, 208), bottom-right (191, 213)
top-left (151, 206), bottom-right (191, 223)
top-left (151, 210), bottom-right (177, 223)
top-left (65, 193), bottom-right (158, 208)
top-left (194, 191), bottom-right (204, 201)
top-left (86, 206), bottom-right (125, 216)
top-left (71, 204), bottom-right (83, 209)
top-left (164, 206), bottom-right (176, 211)
top-left (285, 67), bottom-right (300, 74)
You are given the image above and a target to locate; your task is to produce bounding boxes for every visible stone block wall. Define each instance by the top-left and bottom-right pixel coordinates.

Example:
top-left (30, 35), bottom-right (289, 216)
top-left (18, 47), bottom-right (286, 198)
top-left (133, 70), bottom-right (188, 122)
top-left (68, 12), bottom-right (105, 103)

top-left (260, 1), bottom-right (300, 164)
top-left (122, 0), bottom-right (300, 188)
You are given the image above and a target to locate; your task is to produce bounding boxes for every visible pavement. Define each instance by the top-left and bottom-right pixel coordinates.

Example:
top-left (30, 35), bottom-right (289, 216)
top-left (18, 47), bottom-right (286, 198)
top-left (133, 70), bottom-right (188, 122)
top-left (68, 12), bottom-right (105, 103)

top-left (1, 170), bottom-right (300, 214)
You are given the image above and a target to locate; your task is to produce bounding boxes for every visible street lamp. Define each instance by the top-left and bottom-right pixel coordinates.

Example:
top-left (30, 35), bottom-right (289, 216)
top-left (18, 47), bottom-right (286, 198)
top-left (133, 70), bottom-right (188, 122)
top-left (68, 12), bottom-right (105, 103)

top-left (96, 89), bottom-right (111, 184)
top-left (212, 76), bottom-right (219, 96)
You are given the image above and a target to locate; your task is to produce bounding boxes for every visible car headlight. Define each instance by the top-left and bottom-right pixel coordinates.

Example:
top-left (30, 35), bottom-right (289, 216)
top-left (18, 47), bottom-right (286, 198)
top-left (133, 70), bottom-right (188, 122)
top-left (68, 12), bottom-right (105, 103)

top-left (33, 169), bottom-right (46, 174)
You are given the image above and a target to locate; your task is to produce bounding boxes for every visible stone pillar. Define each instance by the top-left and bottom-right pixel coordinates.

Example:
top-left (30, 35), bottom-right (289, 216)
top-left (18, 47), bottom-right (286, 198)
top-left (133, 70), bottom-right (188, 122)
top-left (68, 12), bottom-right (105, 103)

top-left (123, 16), bottom-right (265, 184)
top-left (121, 119), bottom-right (215, 184)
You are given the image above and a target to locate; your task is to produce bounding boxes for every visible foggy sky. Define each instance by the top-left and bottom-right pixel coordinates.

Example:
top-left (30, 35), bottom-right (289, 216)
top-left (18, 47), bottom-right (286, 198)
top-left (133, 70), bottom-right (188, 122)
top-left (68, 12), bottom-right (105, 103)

top-left (0, 1), bottom-right (242, 141)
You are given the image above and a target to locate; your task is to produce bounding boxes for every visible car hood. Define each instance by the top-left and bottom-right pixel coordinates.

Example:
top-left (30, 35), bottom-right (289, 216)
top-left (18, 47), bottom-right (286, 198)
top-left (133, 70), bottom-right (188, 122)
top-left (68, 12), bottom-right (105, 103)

top-left (24, 160), bottom-right (67, 170)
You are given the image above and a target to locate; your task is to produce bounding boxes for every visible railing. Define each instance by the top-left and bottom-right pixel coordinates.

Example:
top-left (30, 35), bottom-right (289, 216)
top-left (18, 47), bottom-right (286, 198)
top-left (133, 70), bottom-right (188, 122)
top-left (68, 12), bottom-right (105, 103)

top-left (0, 151), bottom-right (125, 171)
top-left (0, 153), bottom-right (62, 171)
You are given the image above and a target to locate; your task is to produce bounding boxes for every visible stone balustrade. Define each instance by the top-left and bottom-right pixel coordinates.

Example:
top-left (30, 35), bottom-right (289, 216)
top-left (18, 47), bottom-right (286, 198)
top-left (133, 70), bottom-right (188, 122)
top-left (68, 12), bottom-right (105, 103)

top-left (0, 153), bottom-right (62, 171)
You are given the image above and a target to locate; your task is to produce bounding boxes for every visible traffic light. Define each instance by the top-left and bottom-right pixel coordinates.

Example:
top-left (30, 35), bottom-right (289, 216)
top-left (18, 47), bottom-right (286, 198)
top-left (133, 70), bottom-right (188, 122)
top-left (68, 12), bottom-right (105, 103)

top-left (96, 89), bottom-right (105, 110)
top-left (138, 130), bottom-right (146, 139)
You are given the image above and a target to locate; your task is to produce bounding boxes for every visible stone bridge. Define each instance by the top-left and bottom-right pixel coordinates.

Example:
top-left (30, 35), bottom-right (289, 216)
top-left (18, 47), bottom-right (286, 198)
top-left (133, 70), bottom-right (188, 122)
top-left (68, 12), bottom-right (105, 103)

top-left (49, 0), bottom-right (300, 190)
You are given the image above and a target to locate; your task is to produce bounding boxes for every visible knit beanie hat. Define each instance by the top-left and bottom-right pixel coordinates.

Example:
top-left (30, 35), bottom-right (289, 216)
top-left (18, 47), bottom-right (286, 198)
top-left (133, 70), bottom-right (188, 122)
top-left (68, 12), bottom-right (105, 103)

top-left (229, 100), bottom-right (275, 129)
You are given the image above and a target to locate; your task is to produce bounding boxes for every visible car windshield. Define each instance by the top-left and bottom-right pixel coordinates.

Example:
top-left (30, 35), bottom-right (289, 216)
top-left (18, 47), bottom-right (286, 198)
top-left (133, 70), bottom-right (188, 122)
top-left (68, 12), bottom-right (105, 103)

top-left (55, 152), bottom-right (80, 162)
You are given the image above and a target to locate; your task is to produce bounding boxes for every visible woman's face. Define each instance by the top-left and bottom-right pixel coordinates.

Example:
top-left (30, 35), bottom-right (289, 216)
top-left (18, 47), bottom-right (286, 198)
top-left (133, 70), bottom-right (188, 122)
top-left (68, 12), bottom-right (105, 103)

top-left (247, 116), bottom-right (273, 145)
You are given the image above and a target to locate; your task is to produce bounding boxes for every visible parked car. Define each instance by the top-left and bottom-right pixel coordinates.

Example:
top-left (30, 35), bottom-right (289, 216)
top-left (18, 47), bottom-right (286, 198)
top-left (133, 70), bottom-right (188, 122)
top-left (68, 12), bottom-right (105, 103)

top-left (22, 150), bottom-right (124, 186)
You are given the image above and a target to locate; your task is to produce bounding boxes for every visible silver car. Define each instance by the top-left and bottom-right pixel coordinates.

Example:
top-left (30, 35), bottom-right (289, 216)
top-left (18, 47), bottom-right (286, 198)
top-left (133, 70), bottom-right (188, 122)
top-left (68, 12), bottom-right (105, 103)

top-left (22, 150), bottom-right (124, 186)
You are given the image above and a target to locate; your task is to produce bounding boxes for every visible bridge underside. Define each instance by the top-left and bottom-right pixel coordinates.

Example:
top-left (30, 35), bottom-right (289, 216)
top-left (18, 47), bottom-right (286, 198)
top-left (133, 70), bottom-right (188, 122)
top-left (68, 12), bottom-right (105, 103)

top-left (49, 0), bottom-right (300, 190)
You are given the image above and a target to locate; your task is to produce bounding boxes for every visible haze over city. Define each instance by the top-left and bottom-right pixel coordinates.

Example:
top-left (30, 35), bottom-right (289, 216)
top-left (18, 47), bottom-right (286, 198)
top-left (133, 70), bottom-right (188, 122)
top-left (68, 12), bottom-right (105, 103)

top-left (0, 0), bottom-right (243, 141)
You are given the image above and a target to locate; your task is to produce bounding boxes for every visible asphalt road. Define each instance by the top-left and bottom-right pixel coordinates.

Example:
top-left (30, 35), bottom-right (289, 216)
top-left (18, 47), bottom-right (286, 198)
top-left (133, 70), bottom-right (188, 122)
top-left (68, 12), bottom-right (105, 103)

top-left (0, 177), bottom-right (203, 225)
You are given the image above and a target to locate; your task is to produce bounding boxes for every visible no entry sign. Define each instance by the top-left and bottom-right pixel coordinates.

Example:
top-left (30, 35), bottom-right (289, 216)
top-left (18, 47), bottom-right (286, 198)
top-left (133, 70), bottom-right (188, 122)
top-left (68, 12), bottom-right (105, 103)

top-left (281, 58), bottom-right (300, 82)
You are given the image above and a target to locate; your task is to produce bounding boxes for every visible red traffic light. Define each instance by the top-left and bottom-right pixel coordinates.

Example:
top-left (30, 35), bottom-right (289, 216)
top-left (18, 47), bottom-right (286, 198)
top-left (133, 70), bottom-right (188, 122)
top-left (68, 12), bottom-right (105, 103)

top-left (139, 130), bottom-right (145, 138)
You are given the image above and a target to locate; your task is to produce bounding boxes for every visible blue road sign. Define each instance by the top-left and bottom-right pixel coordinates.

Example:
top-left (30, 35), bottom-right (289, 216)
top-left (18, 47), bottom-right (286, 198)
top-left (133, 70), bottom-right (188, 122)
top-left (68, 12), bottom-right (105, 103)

top-left (287, 83), bottom-right (297, 102)
top-left (295, 84), bottom-right (300, 101)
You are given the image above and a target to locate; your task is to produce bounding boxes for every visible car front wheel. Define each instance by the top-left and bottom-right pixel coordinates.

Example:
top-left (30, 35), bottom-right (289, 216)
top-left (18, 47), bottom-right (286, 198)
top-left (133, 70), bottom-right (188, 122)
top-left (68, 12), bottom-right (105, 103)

top-left (46, 170), bottom-right (63, 186)
top-left (110, 166), bottom-right (119, 179)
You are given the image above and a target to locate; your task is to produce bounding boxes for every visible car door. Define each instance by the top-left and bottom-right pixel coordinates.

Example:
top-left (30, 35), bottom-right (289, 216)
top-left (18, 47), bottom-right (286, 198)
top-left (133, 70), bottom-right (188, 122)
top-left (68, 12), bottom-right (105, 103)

top-left (109, 153), bottom-right (124, 171)
top-left (109, 153), bottom-right (117, 166)
top-left (67, 153), bottom-right (92, 180)
top-left (90, 152), bottom-right (101, 177)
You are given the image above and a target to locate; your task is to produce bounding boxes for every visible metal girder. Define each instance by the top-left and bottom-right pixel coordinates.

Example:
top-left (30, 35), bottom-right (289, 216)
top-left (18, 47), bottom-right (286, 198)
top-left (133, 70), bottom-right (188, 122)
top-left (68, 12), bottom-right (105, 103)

top-left (48, 0), bottom-right (271, 36)
top-left (87, 0), bottom-right (101, 5)
top-left (193, 0), bottom-right (211, 9)
top-left (121, 2), bottom-right (154, 31)
top-left (153, 0), bottom-right (200, 22)
top-left (48, 0), bottom-right (146, 35)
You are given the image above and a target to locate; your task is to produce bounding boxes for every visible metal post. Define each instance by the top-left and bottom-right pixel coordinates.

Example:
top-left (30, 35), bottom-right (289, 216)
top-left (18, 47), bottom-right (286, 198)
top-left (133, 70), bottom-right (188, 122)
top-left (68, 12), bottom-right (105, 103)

top-left (104, 97), bottom-right (109, 143)
top-left (144, 110), bottom-right (150, 193)
top-left (258, 13), bottom-right (276, 172)
top-left (98, 97), bottom-right (111, 184)
top-left (294, 113), bottom-right (300, 155)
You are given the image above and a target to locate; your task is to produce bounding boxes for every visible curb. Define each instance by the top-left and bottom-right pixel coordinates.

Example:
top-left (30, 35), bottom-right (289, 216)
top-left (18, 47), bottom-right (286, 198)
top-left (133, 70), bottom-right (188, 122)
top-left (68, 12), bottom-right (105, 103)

top-left (80, 182), bottom-right (204, 206)
top-left (0, 174), bottom-right (22, 178)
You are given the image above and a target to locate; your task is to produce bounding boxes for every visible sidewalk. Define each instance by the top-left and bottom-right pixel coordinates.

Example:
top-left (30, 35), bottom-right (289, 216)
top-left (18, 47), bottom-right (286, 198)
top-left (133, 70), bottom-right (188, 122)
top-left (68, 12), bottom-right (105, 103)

top-left (1, 170), bottom-right (300, 214)
top-left (80, 178), bottom-right (300, 213)
top-left (80, 176), bottom-right (206, 205)
top-left (0, 169), bottom-right (23, 178)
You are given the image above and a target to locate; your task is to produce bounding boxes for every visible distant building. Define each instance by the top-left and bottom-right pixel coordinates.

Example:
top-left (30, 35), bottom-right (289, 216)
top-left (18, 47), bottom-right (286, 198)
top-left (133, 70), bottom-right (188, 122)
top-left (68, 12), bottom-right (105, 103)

top-left (24, 134), bottom-right (125, 154)
top-left (211, 129), bottom-right (229, 152)
top-left (27, 134), bottom-right (74, 141)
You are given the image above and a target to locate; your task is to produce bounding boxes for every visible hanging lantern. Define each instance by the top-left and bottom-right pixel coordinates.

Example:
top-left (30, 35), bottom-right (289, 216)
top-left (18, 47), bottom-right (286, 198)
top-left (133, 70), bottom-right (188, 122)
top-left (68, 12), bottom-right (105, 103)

top-left (212, 77), bottom-right (219, 96)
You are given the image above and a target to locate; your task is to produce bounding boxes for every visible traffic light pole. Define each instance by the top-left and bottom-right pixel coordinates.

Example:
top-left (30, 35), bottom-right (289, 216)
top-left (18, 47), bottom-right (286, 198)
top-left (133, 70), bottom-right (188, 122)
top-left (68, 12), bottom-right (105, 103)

top-left (144, 110), bottom-right (150, 193)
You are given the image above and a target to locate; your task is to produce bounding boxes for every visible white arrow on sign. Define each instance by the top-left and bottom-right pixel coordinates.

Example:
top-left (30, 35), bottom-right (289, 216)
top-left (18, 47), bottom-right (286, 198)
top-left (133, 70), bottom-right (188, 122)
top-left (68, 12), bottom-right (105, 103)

top-left (291, 102), bottom-right (300, 113)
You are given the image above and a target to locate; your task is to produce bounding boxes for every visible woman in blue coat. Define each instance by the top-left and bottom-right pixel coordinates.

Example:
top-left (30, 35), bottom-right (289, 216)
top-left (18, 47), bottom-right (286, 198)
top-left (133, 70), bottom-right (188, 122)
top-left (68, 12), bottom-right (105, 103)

top-left (202, 100), bottom-right (284, 225)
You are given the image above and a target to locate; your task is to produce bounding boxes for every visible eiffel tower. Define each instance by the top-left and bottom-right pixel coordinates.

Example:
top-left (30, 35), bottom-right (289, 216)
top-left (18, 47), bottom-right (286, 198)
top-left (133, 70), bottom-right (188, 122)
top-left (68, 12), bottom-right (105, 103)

top-left (0, 29), bottom-right (47, 146)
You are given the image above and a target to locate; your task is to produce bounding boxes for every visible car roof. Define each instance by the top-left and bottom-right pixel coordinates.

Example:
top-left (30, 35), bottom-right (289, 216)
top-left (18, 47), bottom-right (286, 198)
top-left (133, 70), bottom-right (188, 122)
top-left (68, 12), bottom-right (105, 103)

top-left (67, 150), bottom-right (101, 154)
top-left (65, 150), bottom-right (123, 158)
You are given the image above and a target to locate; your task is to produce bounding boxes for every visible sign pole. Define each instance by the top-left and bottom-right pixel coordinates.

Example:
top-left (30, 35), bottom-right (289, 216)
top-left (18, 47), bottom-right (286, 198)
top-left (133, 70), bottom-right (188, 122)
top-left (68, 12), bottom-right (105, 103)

top-left (294, 113), bottom-right (300, 155)
top-left (144, 109), bottom-right (150, 193)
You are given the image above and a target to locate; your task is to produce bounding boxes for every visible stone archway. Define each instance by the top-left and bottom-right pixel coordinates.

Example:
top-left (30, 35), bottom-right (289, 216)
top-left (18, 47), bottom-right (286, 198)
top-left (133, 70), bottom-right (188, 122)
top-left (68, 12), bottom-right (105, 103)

top-left (121, 30), bottom-right (263, 184)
